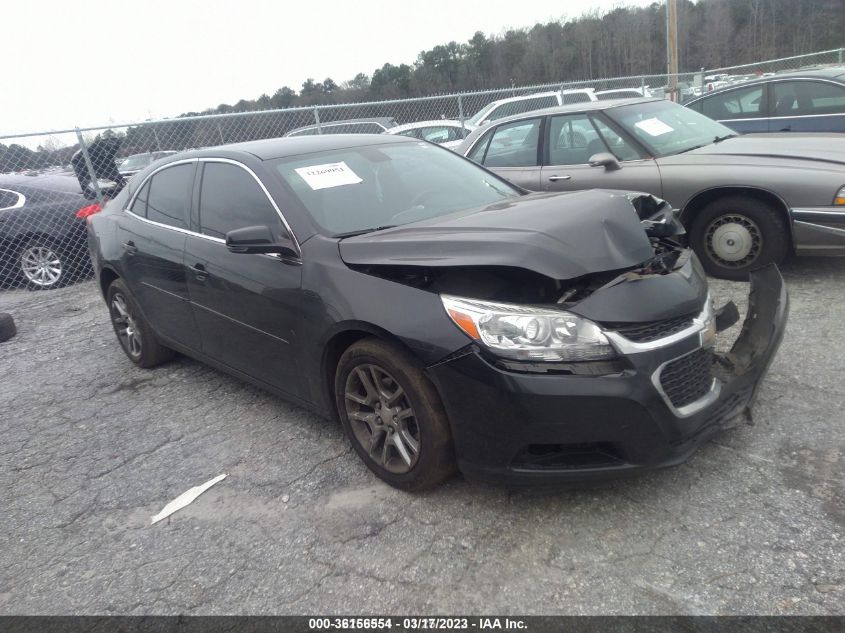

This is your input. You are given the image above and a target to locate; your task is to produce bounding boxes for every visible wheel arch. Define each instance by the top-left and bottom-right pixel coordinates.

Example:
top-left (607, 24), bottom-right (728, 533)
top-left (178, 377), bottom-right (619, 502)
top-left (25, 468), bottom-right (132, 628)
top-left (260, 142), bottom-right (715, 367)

top-left (98, 266), bottom-right (120, 299)
top-left (679, 186), bottom-right (795, 249)
top-left (319, 322), bottom-right (423, 421)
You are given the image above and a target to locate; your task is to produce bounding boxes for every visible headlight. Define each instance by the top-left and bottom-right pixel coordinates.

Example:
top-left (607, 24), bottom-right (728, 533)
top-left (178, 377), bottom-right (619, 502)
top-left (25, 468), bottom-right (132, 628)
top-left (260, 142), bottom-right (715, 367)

top-left (441, 295), bottom-right (616, 362)
top-left (835, 186), bottom-right (845, 206)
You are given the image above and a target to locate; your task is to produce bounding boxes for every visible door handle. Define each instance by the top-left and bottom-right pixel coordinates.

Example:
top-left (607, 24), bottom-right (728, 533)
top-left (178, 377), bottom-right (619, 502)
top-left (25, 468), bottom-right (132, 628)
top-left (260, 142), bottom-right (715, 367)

top-left (122, 241), bottom-right (137, 255)
top-left (547, 175), bottom-right (572, 182)
top-left (190, 263), bottom-right (208, 282)
top-left (779, 126), bottom-right (791, 132)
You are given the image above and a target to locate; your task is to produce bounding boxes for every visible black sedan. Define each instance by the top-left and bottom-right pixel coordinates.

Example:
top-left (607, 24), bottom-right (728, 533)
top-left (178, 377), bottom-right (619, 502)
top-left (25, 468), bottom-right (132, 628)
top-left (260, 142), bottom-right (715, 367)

top-left (686, 68), bottom-right (845, 134)
top-left (86, 136), bottom-right (787, 489)
top-left (0, 173), bottom-right (98, 289)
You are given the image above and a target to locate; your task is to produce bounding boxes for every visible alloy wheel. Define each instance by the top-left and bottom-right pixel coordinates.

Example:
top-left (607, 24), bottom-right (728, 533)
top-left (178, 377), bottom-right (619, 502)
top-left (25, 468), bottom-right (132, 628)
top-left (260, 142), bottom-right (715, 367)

top-left (344, 363), bottom-right (421, 474)
top-left (110, 293), bottom-right (142, 359)
top-left (20, 245), bottom-right (63, 287)
top-left (704, 213), bottom-right (762, 268)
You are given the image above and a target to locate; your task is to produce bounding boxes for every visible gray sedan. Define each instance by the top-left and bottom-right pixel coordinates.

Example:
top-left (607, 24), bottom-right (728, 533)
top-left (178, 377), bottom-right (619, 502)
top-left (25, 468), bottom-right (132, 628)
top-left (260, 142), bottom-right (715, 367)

top-left (457, 98), bottom-right (845, 279)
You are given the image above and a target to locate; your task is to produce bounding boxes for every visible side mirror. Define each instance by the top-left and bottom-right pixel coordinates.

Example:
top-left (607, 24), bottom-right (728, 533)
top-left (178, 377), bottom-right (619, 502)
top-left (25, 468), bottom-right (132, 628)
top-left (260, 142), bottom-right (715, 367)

top-left (588, 152), bottom-right (621, 171)
top-left (225, 225), bottom-right (298, 258)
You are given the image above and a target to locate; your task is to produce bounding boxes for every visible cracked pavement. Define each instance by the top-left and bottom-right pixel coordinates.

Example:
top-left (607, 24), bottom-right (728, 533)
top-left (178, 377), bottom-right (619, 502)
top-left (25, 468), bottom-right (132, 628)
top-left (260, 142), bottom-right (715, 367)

top-left (0, 256), bottom-right (843, 615)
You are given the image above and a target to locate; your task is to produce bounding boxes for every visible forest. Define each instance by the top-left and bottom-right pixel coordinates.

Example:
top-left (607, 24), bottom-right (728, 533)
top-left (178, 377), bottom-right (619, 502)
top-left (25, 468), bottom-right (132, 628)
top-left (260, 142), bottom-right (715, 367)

top-left (2, 0), bottom-right (843, 171)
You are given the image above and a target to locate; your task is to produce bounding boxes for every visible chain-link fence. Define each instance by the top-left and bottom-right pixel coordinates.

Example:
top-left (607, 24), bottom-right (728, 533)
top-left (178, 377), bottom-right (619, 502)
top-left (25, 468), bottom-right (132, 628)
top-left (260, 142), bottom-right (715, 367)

top-left (1, 48), bottom-right (842, 292)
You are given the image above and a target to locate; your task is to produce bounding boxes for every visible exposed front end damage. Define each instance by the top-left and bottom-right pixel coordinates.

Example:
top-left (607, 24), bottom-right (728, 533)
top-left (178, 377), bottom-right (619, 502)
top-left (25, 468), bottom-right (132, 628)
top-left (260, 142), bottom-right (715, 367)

top-left (338, 190), bottom-right (789, 484)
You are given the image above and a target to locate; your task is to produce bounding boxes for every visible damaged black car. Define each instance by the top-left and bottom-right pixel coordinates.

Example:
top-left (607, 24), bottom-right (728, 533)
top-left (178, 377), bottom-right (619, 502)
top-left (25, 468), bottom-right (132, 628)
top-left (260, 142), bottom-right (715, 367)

top-left (86, 135), bottom-right (788, 490)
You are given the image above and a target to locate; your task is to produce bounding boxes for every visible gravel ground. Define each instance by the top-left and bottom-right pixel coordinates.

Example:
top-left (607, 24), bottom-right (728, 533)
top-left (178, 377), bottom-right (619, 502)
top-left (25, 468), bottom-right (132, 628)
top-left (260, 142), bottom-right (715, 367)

top-left (0, 256), bottom-right (843, 615)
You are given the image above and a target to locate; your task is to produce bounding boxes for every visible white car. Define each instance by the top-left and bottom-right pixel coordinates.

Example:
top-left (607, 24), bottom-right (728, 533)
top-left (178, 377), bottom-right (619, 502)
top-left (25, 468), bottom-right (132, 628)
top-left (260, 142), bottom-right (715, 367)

top-left (384, 120), bottom-right (473, 149)
top-left (595, 87), bottom-right (651, 100)
top-left (466, 89), bottom-right (598, 128)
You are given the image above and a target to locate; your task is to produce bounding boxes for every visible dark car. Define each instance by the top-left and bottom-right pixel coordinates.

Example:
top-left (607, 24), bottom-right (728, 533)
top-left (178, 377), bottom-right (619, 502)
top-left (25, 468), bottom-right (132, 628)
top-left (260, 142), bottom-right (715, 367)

top-left (0, 173), bottom-right (98, 289)
top-left (86, 136), bottom-right (787, 490)
top-left (457, 98), bottom-right (845, 280)
top-left (686, 68), bottom-right (845, 133)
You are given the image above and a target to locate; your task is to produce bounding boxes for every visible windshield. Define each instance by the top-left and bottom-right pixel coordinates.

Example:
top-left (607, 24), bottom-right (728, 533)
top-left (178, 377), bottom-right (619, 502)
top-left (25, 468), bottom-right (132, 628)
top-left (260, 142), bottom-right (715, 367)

top-left (119, 154), bottom-right (151, 171)
top-left (272, 141), bottom-right (520, 236)
top-left (467, 103), bottom-right (497, 127)
top-left (605, 100), bottom-right (736, 157)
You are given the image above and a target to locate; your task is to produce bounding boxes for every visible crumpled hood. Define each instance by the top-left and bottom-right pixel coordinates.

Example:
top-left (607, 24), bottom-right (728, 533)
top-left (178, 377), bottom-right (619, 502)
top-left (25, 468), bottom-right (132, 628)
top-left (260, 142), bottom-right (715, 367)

top-left (338, 190), bottom-right (656, 280)
top-left (685, 133), bottom-right (845, 166)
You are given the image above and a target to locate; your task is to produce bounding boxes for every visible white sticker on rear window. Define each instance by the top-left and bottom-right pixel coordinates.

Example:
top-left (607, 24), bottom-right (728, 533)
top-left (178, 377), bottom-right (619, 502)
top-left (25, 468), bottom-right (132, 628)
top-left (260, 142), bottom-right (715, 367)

top-left (634, 118), bottom-right (674, 136)
top-left (294, 161), bottom-right (363, 190)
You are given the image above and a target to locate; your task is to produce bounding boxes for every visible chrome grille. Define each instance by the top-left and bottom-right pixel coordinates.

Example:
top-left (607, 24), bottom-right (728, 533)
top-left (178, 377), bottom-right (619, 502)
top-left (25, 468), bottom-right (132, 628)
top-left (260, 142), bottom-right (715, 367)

top-left (609, 312), bottom-right (697, 343)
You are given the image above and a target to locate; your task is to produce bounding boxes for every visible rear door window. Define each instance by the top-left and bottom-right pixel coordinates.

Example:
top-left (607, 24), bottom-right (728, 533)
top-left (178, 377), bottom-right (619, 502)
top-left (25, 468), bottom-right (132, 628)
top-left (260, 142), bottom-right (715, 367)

top-left (701, 84), bottom-right (765, 120)
top-left (482, 118), bottom-right (542, 167)
top-left (198, 162), bottom-right (284, 240)
top-left (144, 163), bottom-right (193, 229)
top-left (129, 180), bottom-right (151, 217)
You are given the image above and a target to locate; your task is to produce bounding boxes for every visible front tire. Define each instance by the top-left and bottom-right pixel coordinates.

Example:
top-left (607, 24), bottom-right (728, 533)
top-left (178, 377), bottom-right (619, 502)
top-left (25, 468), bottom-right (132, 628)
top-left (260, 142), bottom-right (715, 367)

top-left (689, 195), bottom-right (789, 280)
top-left (334, 338), bottom-right (456, 491)
top-left (106, 279), bottom-right (175, 368)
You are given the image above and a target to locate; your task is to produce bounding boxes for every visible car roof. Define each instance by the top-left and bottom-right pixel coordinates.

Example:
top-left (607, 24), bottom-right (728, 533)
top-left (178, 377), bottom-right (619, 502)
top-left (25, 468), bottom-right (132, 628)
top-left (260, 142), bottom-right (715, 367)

top-left (285, 116), bottom-right (397, 135)
top-left (477, 97), bottom-right (657, 126)
top-left (173, 133), bottom-right (416, 161)
top-left (388, 120), bottom-right (464, 133)
top-left (482, 91), bottom-right (560, 106)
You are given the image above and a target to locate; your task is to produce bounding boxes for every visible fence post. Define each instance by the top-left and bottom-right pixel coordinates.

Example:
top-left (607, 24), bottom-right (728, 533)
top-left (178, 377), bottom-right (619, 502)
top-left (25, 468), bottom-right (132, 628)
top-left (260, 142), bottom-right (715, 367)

top-left (457, 94), bottom-right (465, 132)
top-left (314, 107), bottom-right (322, 134)
top-left (640, 75), bottom-right (645, 95)
top-left (839, 48), bottom-right (843, 64)
top-left (152, 127), bottom-right (162, 151)
top-left (217, 121), bottom-right (225, 144)
top-left (75, 129), bottom-right (104, 205)
top-left (700, 67), bottom-right (705, 91)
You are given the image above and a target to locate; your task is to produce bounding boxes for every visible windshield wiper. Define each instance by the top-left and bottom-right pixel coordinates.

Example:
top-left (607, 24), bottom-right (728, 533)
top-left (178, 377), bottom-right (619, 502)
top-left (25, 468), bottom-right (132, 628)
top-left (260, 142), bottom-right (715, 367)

top-left (334, 225), bottom-right (397, 239)
top-left (674, 133), bottom-right (737, 155)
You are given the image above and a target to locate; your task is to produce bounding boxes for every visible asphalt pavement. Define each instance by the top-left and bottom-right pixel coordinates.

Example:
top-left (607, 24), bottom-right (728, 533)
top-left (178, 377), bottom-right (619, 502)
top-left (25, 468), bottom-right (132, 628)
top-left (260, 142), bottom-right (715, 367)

top-left (0, 256), bottom-right (842, 615)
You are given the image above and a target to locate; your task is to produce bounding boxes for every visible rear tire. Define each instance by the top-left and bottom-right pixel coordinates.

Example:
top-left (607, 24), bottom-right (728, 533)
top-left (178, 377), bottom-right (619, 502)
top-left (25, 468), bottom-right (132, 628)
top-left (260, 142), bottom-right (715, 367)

top-left (689, 195), bottom-right (789, 280)
top-left (18, 239), bottom-right (69, 290)
top-left (334, 338), bottom-right (456, 491)
top-left (106, 279), bottom-right (175, 368)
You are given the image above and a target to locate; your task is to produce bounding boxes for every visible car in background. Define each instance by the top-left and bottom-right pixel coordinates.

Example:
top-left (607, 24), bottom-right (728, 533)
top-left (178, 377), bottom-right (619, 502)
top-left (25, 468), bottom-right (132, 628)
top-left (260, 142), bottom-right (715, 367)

top-left (87, 135), bottom-right (786, 489)
top-left (458, 97), bottom-right (845, 279)
top-left (465, 89), bottom-right (597, 128)
top-left (686, 68), bottom-right (845, 133)
top-left (0, 173), bottom-right (97, 289)
top-left (284, 117), bottom-right (398, 137)
top-left (118, 151), bottom-right (179, 178)
top-left (384, 120), bottom-right (473, 148)
top-left (596, 87), bottom-right (650, 100)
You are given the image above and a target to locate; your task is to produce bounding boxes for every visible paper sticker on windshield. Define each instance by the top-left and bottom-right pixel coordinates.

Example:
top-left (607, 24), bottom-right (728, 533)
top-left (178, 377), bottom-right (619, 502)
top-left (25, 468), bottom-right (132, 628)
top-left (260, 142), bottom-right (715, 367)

top-left (294, 162), bottom-right (363, 190)
top-left (634, 118), bottom-right (674, 136)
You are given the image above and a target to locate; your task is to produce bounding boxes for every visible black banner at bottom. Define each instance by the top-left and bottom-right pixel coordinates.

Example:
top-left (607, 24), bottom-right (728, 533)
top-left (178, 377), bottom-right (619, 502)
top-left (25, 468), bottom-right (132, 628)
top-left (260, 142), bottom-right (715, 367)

top-left (0, 616), bottom-right (842, 633)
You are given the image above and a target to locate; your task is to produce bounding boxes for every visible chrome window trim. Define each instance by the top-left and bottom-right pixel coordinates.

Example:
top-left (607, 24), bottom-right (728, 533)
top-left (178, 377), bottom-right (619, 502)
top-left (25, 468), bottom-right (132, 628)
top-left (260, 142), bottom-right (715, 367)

top-left (0, 188), bottom-right (26, 211)
top-left (123, 156), bottom-right (302, 258)
top-left (719, 111), bottom-right (845, 123)
top-left (604, 296), bottom-right (714, 355)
